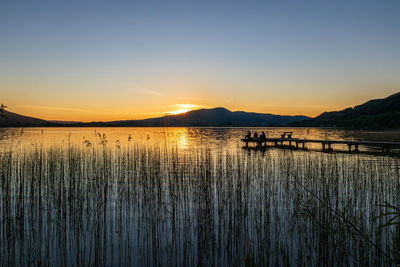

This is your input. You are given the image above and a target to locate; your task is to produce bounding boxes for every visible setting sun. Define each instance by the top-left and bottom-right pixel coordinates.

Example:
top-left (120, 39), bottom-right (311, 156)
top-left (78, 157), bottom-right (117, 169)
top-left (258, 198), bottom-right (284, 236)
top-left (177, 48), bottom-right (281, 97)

top-left (166, 104), bottom-right (198, 115)
top-left (169, 109), bottom-right (190, 115)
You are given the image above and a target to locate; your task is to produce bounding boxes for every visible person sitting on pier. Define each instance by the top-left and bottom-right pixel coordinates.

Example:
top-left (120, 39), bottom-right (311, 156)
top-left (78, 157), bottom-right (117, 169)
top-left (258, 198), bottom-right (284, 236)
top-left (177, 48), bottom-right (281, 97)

top-left (245, 131), bottom-right (251, 139)
top-left (260, 131), bottom-right (266, 139)
top-left (254, 132), bottom-right (258, 138)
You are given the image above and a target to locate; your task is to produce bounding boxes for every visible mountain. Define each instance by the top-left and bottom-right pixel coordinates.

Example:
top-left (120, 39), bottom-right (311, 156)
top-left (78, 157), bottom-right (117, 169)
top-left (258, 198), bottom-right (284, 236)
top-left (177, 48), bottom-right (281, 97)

top-left (0, 110), bottom-right (49, 126)
top-left (0, 107), bottom-right (309, 127)
top-left (292, 92), bottom-right (400, 129)
top-left (49, 120), bottom-right (81, 124)
top-left (104, 107), bottom-right (310, 127)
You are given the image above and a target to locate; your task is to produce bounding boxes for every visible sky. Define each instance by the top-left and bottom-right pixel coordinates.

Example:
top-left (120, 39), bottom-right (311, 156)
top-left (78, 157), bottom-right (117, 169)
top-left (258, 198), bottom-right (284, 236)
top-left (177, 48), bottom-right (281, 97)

top-left (1, 0), bottom-right (400, 121)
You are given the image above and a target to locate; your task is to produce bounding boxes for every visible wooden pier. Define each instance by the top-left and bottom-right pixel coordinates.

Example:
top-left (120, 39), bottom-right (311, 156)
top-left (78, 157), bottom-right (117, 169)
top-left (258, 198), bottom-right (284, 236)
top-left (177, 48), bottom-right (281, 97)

top-left (241, 136), bottom-right (400, 153)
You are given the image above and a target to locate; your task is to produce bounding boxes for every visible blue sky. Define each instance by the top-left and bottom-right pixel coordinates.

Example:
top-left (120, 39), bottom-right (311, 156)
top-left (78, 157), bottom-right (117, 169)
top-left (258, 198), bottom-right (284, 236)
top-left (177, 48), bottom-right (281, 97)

top-left (1, 0), bottom-right (399, 120)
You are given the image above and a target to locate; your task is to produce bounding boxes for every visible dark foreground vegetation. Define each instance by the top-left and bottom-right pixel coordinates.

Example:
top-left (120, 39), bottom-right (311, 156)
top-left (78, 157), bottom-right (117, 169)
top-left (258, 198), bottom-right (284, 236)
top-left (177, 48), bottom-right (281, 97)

top-left (0, 141), bottom-right (399, 266)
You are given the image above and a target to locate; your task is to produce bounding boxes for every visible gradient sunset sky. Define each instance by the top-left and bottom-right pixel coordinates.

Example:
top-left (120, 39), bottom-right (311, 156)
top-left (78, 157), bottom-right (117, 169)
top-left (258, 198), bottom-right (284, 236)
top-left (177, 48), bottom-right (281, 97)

top-left (1, 0), bottom-right (400, 121)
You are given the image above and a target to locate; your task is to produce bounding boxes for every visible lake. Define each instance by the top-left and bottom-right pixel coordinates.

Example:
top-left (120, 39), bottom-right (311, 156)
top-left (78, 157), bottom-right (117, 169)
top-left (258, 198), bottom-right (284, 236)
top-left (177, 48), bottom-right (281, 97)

top-left (1, 127), bottom-right (400, 151)
top-left (0, 127), bottom-right (399, 266)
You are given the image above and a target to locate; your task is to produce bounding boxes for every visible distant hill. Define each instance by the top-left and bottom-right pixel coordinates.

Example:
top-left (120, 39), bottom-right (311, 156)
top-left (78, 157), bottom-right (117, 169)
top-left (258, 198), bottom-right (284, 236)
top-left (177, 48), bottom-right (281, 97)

top-left (292, 92), bottom-right (400, 129)
top-left (104, 107), bottom-right (310, 127)
top-left (49, 120), bottom-right (81, 124)
top-left (0, 107), bottom-right (309, 127)
top-left (0, 110), bottom-right (49, 127)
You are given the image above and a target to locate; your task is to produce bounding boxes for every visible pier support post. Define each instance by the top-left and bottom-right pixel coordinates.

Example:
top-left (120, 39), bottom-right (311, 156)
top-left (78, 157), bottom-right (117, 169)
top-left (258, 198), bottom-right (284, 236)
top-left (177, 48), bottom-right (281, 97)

top-left (348, 144), bottom-right (352, 152)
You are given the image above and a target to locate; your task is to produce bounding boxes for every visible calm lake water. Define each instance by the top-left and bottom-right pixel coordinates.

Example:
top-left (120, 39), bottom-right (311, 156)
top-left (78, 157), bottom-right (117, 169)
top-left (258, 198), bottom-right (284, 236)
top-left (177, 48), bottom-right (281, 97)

top-left (0, 127), bottom-right (399, 266)
top-left (1, 127), bottom-right (400, 152)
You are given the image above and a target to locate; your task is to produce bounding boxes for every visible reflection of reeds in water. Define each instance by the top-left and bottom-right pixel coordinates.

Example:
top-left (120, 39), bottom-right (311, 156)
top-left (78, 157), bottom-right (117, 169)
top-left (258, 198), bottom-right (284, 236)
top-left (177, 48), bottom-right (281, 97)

top-left (0, 141), bottom-right (399, 266)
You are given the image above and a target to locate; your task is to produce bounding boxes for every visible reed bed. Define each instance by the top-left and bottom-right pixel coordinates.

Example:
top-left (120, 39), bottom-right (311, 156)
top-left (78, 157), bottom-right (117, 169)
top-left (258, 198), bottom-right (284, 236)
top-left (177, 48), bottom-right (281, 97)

top-left (0, 141), bottom-right (399, 266)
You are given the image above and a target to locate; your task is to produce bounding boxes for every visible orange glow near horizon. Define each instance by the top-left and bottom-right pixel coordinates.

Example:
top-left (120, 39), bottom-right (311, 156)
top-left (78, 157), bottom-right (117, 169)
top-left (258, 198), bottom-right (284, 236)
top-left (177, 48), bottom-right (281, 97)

top-left (166, 104), bottom-right (198, 116)
top-left (3, 90), bottom-right (399, 122)
top-left (169, 109), bottom-right (191, 115)
top-left (1, 96), bottom-right (392, 122)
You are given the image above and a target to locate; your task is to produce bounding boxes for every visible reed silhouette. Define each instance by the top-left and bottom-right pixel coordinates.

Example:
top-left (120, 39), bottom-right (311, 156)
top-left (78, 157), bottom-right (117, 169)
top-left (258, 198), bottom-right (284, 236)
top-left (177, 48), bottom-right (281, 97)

top-left (0, 134), bottom-right (399, 266)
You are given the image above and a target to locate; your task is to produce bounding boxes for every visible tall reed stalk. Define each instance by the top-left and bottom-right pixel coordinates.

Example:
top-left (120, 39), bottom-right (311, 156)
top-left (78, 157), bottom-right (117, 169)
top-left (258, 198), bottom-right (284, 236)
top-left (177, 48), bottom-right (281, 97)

top-left (0, 141), bottom-right (399, 266)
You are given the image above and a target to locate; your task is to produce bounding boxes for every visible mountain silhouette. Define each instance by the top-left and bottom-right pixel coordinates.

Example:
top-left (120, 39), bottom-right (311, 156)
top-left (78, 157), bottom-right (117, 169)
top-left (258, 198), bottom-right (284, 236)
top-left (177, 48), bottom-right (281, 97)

top-left (292, 92), bottom-right (400, 129)
top-left (106, 107), bottom-right (310, 127)
top-left (4, 92), bottom-right (399, 129)
top-left (0, 107), bottom-right (309, 127)
top-left (0, 110), bottom-right (49, 126)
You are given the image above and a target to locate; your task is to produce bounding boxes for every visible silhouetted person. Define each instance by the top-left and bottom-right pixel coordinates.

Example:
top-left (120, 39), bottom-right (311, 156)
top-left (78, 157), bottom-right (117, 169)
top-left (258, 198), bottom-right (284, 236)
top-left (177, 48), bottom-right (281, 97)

top-left (260, 131), bottom-right (266, 139)
top-left (254, 132), bottom-right (258, 138)
top-left (245, 131), bottom-right (251, 139)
